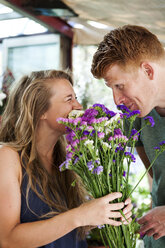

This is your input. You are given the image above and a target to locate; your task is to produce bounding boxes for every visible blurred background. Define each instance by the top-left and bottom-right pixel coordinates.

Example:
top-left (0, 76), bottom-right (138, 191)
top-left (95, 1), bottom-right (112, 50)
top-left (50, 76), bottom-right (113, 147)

top-left (0, 0), bottom-right (164, 246)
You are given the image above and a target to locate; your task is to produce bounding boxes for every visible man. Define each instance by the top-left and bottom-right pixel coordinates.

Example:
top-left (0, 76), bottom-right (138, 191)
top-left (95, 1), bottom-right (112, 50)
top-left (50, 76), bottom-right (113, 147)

top-left (91, 25), bottom-right (165, 248)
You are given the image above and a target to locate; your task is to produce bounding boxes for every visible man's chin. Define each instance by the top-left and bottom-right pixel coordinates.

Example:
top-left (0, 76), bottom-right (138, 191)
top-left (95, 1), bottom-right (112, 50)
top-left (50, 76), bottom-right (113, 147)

top-left (138, 110), bottom-right (151, 118)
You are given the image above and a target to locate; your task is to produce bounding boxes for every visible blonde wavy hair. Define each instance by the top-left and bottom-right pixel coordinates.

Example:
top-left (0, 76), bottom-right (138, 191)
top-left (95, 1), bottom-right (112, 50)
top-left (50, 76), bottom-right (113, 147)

top-left (0, 70), bottom-right (88, 238)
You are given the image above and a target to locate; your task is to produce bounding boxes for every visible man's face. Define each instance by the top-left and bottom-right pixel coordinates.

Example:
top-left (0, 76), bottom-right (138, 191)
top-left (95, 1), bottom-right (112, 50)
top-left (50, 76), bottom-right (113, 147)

top-left (104, 64), bottom-right (157, 117)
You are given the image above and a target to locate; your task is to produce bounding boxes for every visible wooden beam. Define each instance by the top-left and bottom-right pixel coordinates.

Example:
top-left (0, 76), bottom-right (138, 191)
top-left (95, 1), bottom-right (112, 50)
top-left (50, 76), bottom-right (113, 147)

top-left (1, 0), bottom-right (73, 38)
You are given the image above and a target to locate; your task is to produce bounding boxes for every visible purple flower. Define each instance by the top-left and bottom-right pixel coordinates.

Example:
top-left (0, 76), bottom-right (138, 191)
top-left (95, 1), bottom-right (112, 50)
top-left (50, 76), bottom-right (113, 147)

top-left (124, 110), bottom-right (140, 119)
top-left (144, 116), bottom-right (155, 127)
top-left (57, 117), bottom-right (69, 123)
top-left (159, 141), bottom-right (165, 151)
top-left (74, 157), bottom-right (80, 165)
top-left (90, 130), bottom-right (96, 136)
top-left (87, 161), bottom-right (94, 171)
top-left (81, 108), bottom-right (99, 125)
top-left (92, 103), bottom-right (116, 118)
top-left (130, 129), bottom-right (139, 140)
top-left (93, 103), bottom-right (106, 110)
top-left (66, 152), bottom-right (73, 159)
top-left (159, 141), bottom-right (165, 146)
top-left (98, 132), bottom-right (105, 138)
top-left (72, 139), bottom-right (79, 147)
top-left (92, 166), bottom-right (103, 175)
top-left (154, 146), bottom-right (160, 150)
top-left (95, 117), bottom-right (108, 123)
top-left (105, 110), bottom-right (116, 117)
top-left (117, 105), bottom-right (130, 113)
top-left (88, 118), bottom-right (97, 124)
top-left (95, 160), bottom-right (100, 164)
top-left (132, 202), bottom-right (137, 208)
top-left (115, 145), bottom-right (124, 152)
top-left (66, 144), bottom-right (72, 151)
top-left (66, 131), bottom-right (76, 143)
top-left (87, 126), bottom-right (94, 131)
top-left (83, 108), bottom-right (98, 118)
top-left (114, 128), bottom-right (122, 135)
top-left (72, 118), bottom-right (81, 125)
top-left (97, 225), bottom-right (105, 229)
top-left (108, 136), bottom-right (113, 141)
top-left (123, 171), bottom-right (126, 177)
top-left (59, 161), bottom-right (66, 171)
top-left (65, 159), bottom-right (71, 168)
top-left (81, 121), bottom-right (87, 126)
top-left (124, 152), bottom-right (136, 162)
top-left (65, 127), bottom-right (72, 133)
top-left (130, 110), bottom-right (141, 116)
top-left (59, 158), bottom-right (71, 171)
top-left (83, 130), bottom-right (90, 136)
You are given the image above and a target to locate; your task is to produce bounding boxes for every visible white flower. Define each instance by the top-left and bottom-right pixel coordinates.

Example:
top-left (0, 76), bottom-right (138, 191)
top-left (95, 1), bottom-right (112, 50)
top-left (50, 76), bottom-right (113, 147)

top-left (0, 92), bottom-right (6, 106)
top-left (84, 140), bottom-right (94, 146)
top-left (101, 141), bottom-right (111, 152)
top-left (68, 110), bottom-right (84, 119)
top-left (84, 140), bottom-right (95, 151)
top-left (105, 127), bottom-right (113, 134)
top-left (111, 113), bottom-right (121, 122)
top-left (95, 126), bottom-right (104, 132)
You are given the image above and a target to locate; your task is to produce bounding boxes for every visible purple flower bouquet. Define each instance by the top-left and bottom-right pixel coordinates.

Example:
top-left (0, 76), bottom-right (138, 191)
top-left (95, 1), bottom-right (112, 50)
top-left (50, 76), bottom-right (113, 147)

top-left (57, 104), bottom-right (164, 248)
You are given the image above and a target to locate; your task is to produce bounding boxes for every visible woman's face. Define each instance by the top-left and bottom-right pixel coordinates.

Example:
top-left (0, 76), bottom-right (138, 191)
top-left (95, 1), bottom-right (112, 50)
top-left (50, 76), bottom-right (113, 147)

top-left (42, 78), bottom-right (82, 134)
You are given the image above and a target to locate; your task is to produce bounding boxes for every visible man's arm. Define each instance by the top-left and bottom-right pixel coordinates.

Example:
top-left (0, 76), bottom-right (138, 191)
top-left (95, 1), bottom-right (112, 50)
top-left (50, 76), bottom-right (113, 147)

top-left (136, 147), bottom-right (165, 240)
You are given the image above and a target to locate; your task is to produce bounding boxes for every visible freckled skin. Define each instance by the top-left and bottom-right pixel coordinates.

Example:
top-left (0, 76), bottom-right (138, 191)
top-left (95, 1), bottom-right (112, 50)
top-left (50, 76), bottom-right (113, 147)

top-left (104, 64), bottom-right (158, 117)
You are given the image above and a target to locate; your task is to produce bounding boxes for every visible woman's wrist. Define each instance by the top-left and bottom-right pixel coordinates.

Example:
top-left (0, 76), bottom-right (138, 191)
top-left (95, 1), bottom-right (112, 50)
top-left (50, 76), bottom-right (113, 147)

top-left (60, 207), bottom-right (83, 229)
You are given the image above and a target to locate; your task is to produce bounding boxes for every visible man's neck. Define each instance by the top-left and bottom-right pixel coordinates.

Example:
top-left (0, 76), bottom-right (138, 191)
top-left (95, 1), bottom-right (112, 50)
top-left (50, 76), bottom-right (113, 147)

top-left (155, 107), bottom-right (165, 117)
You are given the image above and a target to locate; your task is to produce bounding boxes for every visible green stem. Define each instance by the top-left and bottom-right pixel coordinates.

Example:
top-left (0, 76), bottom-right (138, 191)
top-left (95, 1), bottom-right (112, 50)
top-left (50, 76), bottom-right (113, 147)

top-left (128, 152), bottom-right (160, 197)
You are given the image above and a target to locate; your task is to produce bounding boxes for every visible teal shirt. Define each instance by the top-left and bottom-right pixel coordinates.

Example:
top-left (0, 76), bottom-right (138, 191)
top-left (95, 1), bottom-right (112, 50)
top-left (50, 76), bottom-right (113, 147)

top-left (129, 109), bottom-right (165, 247)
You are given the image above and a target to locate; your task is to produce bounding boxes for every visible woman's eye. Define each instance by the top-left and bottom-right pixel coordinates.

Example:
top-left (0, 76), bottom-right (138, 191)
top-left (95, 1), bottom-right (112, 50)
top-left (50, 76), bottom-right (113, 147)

top-left (116, 84), bottom-right (124, 90)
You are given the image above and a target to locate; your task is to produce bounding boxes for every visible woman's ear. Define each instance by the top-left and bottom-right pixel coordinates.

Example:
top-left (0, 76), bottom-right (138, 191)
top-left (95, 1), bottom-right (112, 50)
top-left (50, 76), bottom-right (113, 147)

top-left (40, 113), bottom-right (47, 120)
top-left (141, 62), bottom-right (154, 80)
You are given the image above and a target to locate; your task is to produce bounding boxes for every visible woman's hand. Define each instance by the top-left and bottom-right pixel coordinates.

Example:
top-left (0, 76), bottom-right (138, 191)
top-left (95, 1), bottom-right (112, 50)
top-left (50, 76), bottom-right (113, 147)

top-left (77, 192), bottom-right (132, 227)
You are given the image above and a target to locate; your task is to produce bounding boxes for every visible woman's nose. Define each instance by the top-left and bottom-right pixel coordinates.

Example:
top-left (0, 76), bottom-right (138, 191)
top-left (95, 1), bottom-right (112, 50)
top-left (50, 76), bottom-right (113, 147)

top-left (73, 99), bottom-right (83, 110)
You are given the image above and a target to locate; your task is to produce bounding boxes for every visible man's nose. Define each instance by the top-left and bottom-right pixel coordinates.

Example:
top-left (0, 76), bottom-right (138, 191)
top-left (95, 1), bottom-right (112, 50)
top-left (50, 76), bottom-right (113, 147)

top-left (113, 91), bottom-right (125, 105)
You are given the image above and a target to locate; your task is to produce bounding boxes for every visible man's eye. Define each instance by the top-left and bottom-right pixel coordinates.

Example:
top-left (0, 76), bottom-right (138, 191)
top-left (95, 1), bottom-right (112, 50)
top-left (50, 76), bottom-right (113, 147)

top-left (67, 98), bottom-right (72, 101)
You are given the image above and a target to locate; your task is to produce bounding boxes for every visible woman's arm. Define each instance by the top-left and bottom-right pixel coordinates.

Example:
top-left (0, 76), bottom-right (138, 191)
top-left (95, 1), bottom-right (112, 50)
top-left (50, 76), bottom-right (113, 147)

top-left (0, 146), bottom-right (132, 248)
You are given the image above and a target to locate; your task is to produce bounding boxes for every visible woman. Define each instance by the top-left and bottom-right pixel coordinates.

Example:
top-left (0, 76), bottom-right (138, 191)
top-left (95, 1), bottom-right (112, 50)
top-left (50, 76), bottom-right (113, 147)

top-left (0, 70), bottom-right (132, 248)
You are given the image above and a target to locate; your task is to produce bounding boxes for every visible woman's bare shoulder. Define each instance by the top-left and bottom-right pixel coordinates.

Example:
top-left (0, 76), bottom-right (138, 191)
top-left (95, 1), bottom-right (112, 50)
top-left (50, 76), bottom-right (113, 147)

top-left (0, 145), bottom-right (22, 182)
top-left (0, 144), bottom-right (20, 161)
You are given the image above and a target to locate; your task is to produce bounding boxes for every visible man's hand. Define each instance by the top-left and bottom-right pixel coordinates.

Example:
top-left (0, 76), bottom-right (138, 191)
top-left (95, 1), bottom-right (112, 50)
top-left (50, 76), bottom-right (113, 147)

top-left (138, 206), bottom-right (165, 240)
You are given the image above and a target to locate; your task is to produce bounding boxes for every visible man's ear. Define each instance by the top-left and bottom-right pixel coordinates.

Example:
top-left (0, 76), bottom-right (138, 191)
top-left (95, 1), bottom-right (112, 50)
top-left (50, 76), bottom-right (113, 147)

top-left (141, 62), bottom-right (154, 80)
